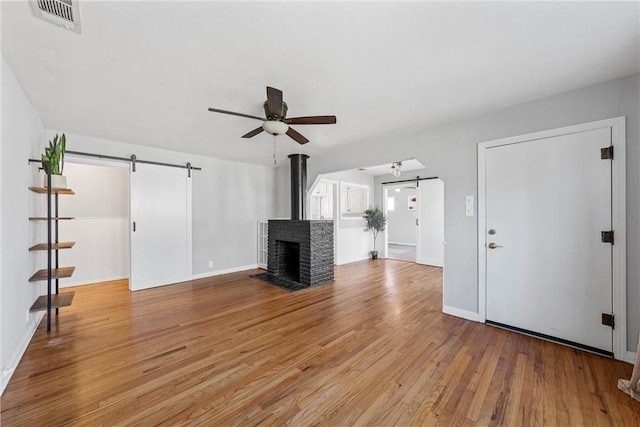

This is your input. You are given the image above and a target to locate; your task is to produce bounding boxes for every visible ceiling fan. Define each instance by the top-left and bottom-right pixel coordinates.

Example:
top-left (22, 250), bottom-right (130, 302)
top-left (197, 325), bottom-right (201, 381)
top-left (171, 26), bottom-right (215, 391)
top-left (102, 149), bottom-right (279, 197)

top-left (208, 86), bottom-right (336, 145)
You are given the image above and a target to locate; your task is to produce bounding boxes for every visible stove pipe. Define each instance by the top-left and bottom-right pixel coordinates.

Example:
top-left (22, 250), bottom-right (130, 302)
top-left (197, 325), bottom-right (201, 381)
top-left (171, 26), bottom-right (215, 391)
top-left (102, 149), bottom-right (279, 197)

top-left (288, 154), bottom-right (309, 220)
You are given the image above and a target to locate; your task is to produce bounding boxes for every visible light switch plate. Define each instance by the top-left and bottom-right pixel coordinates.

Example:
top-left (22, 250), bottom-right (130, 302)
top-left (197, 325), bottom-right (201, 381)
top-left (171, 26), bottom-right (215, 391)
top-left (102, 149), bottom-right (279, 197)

top-left (465, 195), bottom-right (474, 217)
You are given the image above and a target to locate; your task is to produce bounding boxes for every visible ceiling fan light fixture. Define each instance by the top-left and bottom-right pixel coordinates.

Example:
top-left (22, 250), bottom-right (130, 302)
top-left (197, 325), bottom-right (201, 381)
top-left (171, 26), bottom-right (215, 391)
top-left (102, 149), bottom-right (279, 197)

top-left (391, 161), bottom-right (403, 177)
top-left (262, 120), bottom-right (289, 136)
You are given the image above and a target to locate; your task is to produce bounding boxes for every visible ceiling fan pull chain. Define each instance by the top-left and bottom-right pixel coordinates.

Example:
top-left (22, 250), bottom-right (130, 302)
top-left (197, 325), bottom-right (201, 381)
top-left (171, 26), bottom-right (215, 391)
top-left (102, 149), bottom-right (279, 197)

top-left (273, 135), bottom-right (277, 165)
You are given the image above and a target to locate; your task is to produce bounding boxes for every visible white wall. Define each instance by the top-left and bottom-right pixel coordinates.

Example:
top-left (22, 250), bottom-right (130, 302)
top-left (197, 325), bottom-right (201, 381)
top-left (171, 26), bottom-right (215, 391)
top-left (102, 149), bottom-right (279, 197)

top-left (1, 57), bottom-right (46, 393)
top-left (387, 187), bottom-right (417, 245)
top-left (299, 73), bottom-right (639, 351)
top-left (45, 130), bottom-right (276, 277)
top-left (57, 162), bottom-right (129, 286)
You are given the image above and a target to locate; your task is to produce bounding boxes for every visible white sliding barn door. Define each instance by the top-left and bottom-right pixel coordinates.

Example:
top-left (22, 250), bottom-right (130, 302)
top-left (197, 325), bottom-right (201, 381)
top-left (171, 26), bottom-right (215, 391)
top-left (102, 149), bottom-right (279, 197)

top-left (130, 163), bottom-right (192, 291)
top-left (416, 179), bottom-right (444, 267)
top-left (484, 127), bottom-right (613, 354)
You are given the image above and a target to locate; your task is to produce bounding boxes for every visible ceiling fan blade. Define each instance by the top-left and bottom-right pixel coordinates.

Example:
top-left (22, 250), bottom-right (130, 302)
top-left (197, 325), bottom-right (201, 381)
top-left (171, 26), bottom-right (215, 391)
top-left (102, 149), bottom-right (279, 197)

top-left (286, 127), bottom-right (309, 145)
top-left (266, 86), bottom-right (283, 118)
top-left (242, 127), bottom-right (265, 138)
top-left (286, 115), bottom-right (337, 125)
top-left (208, 108), bottom-right (264, 121)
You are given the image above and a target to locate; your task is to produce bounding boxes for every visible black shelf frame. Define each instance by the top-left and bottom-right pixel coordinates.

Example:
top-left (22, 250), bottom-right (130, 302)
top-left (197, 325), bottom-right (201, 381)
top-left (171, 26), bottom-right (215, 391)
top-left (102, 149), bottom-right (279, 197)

top-left (29, 158), bottom-right (72, 332)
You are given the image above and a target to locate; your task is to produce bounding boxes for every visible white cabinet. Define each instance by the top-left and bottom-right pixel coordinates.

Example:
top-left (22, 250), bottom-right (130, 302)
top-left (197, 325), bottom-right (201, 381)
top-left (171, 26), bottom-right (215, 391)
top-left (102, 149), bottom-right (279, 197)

top-left (340, 182), bottom-right (368, 219)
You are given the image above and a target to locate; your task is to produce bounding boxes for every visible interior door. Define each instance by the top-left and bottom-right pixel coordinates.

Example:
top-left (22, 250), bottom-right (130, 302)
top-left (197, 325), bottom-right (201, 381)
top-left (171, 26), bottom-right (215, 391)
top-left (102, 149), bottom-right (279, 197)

top-left (485, 127), bottom-right (612, 354)
top-left (416, 179), bottom-right (444, 267)
top-left (130, 163), bottom-right (192, 291)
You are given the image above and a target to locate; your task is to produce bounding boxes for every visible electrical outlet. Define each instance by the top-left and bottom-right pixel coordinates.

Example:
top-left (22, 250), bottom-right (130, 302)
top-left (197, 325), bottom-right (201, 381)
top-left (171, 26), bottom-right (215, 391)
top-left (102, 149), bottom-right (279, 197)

top-left (208, 260), bottom-right (214, 269)
top-left (26, 310), bottom-right (30, 322)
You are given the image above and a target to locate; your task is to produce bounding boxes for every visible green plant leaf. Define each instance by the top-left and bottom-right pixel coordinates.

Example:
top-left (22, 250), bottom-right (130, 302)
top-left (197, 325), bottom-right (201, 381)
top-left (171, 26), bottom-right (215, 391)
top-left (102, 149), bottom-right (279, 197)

top-left (59, 133), bottom-right (66, 174)
top-left (41, 133), bottom-right (67, 176)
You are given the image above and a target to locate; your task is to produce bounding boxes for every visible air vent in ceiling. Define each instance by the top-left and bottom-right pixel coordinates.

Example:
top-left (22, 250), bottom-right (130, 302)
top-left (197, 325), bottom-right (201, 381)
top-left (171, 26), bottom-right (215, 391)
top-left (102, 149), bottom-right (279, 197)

top-left (31, 0), bottom-right (82, 34)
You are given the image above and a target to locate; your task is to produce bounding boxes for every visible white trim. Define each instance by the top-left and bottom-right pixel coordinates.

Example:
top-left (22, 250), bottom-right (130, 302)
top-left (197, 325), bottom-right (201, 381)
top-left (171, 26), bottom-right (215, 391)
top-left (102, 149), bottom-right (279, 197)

top-left (61, 275), bottom-right (128, 288)
top-left (388, 242), bottom-right (416, 247)
top-left (1, 312), bottom-right (44, 395)
top-left (443, 305), bottom-right (480, 322)
top-left (66, 154), bottom-right (130, 168)
top-left (416, 257), bottom-right (443, 267)
top-left (626, 351), bottom-right (637, 365)
top-left (477, 117), bottom-right (627, 361)
top-left (611, 119), bottom-right (627, 361)
top-left (191, 264), bottom-right (259, 280)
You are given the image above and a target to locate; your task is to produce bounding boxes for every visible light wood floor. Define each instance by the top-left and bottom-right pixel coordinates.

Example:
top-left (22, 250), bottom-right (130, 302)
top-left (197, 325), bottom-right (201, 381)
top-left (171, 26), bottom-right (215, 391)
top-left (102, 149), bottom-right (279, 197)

top-left (2, 260), bottom-right (638, 426)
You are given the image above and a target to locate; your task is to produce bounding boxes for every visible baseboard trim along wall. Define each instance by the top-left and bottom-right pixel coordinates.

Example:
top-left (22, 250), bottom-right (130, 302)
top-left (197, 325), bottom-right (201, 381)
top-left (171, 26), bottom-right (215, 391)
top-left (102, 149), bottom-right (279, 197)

top-left (62, 275), bottom-right (128, 288)
top-left (442, 305), bottom-right (480, 322)
top-left (1, 312), bottom-right (44, 395)
top-left (191, 264), bottom-right (259, 281)
top-left (417, 258), bottom-right (444, 267)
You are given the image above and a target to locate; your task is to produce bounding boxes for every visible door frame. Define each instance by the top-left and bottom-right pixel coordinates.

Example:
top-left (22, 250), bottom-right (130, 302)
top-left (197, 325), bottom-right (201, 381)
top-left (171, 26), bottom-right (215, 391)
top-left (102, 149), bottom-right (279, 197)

top-left (477, 117), bottom-right (626, 360)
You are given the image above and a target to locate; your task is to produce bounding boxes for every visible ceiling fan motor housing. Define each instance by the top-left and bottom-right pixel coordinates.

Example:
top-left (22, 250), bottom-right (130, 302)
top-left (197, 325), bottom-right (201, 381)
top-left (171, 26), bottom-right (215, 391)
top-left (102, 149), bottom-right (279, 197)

top-left (264, 101), bottom-right (288, 120)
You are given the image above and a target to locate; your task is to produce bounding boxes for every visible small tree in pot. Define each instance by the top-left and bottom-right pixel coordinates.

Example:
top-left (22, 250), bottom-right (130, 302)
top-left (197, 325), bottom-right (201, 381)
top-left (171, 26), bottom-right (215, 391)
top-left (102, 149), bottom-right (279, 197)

top-left (363, 206), bottom-right (387, 259)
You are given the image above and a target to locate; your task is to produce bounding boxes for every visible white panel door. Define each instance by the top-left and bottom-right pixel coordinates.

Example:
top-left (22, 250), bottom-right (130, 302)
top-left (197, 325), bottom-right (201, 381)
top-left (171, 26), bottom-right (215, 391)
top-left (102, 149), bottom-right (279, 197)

top-left (416, 179), bottom-right (445, 267)
top-left (130, 163), bottom-right (192, 291)
top-left (485, 127), bottom-right (612, 353)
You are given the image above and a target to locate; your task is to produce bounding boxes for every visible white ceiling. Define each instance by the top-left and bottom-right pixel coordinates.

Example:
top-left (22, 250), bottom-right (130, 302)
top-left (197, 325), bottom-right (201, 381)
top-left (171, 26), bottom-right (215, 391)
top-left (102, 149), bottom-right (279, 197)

top-left (2, 1), bottom-right (638, 167)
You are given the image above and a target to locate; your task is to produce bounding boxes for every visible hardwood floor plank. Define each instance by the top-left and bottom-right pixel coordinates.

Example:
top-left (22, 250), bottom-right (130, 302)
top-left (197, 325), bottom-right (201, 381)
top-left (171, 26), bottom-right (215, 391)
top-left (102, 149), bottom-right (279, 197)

top-left (2, 261), bottom-right (638, 426)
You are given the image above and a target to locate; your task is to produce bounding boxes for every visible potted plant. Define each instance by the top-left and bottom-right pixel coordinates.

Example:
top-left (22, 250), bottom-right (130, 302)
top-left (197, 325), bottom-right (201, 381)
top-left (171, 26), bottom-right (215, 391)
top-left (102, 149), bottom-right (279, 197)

top-left (363, 206), bottom-right (387, 259)
top-left (41, 133), bottom-right (67, 188)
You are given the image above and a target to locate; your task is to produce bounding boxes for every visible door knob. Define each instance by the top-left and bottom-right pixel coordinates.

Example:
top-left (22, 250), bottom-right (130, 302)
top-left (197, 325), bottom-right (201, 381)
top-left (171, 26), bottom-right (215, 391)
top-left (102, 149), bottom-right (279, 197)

top-left (488, 242), bottom-right (503, 249)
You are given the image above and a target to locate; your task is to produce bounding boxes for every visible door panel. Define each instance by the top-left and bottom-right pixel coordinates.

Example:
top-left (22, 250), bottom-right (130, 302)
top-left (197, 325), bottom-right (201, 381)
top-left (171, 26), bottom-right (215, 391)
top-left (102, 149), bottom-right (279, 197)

top-left (417, 179), bottom-right (444, 267)
top-left (130, 163), bottom-right (192, 291)
top-left (485, 127), bottom-right (612, 353)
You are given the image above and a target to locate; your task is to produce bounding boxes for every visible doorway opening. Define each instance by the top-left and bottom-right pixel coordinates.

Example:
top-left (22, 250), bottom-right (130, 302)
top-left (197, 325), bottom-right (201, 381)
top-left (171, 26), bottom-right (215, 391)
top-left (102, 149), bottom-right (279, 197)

top-left (60, 156), bottom-right (130, 289)
top-left (385, 185), bottom-right (417, 262)
top-left (383, 178), bottom-right (444, 268)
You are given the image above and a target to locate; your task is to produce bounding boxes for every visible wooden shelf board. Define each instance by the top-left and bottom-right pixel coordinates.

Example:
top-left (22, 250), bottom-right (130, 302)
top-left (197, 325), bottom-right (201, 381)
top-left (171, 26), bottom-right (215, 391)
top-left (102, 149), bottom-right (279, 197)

top-left (29, 217), bottom-right (75, 221)
top-left (29, 187), bottom-right (75, 195)
top-left (29, 292), bottom-right (75, 312)
top-left (29, 266), bottom-right (75, 282)
top-left (29, 242), bottom-right (76, 251)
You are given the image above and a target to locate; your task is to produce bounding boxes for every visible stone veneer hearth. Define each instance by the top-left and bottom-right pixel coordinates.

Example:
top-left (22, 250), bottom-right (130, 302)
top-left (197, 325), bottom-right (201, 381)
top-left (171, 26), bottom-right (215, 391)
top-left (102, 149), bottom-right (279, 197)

top-left (268, 220), bottom-right (334, 287)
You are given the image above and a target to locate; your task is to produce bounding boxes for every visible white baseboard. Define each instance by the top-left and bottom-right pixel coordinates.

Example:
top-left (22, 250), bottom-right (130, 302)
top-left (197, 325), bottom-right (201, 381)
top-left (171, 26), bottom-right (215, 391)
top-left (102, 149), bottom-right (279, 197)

top-left (417, 258), bottom-right (444, 267)
top-left (1, 312), bottom-right (44, 395)
top-left (442, 305), bottom-right (480, 322)
top-left (191, 264), bottom-right (258, 280)
top-left (61, 275), bottom-right (128, 288)
top-left (388, 242), bottom-right (416, 247)
top-left (626, 351), bottom-right (637, 364)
